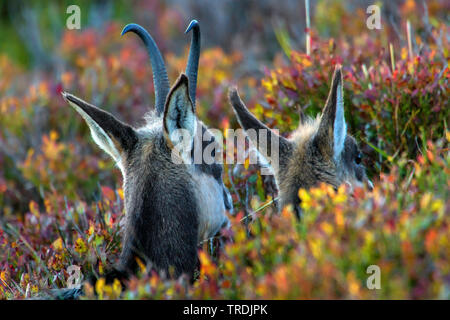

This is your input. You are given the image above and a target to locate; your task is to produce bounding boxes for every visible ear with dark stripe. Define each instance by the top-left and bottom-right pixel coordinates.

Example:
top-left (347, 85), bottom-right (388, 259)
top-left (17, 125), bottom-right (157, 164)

top-left (62, 92), bottom-right (137, 165)
top-left (315, 66), bottom-right (347, 159)
top-left (228, 87), bottom-right (291, 163)
top-left (163, 74), bottom-right (196, 149)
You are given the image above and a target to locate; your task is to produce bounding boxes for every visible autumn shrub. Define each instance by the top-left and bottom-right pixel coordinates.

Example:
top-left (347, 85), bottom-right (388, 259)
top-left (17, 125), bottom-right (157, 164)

top-left (72, 137), bottom-right (450, 299)
top-left (253, 28), bottom-right (448, 176)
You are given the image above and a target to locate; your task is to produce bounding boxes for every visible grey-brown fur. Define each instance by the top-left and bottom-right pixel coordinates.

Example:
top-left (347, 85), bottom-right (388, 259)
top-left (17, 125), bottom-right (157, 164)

top-left (228, 66), bottom-right (372, 216)
top-left (63, 74), bottom-right (231, 280)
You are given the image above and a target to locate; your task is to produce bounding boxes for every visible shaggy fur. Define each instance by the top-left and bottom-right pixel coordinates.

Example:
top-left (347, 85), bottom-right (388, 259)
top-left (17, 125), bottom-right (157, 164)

top-left (229, 66), bottom-right (371, 217)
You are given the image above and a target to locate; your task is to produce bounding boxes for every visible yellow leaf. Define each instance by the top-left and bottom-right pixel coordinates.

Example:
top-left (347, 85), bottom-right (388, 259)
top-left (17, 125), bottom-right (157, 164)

top-left (136, 258), bottom-right (146, 274)
top-left (333, 193), bottom-right (347, 204)
top-left (49, 130), bottom-right (59, 141)
top-left (431, 199), bottom-right (444, 213)
top-left (29, 201), bottom-right (40, 218)
top-left (308, 238), bottom-right (322, 259)
top-left (420, 193), bottom-right (432, 209)
top-left (75, 237), bottom-right (87, 254)
top-left (225, 260), bottom-right (235, 273)
top-left (365, 231), bottom-right (374, 244)
top-left (112, 279), bottom-right (122, 297)
top-left (117, 188), bottom-right (124, 201)
top-left (95, 278), bottom-right (105, 296)
top-left (261, 79), bottom-right (273, 92)
top-left (298, 188), bottom-right (312, 210)
top-left (321, 222), bottom-right (334, 236)
top-left (88, 223), bottom-right (95, 236)
top-left (335, 209), bottom-right (345, 228)
top-left (347, 272), bottom-right (361, 296)
top-left (401, 47), bottom-right (408, 60)
top-left (52, 238), bottom-right (63, 251)
top-left (244, 157), bottom-right (250, 170)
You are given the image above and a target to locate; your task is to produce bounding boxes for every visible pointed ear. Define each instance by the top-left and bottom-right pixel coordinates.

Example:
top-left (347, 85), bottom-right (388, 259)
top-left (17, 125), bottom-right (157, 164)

top-left (62, 92), bottom-right (137, 163)
top-left (228, 87), bottom-right (291, 165)
top-left (316, 66), bottom-right (347, 159)
top-left (163, 74), bottom-right (197, 148)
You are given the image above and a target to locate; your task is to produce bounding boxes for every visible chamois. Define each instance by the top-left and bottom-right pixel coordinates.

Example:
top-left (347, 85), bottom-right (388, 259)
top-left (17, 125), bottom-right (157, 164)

top-left (61, 20), bottom-right (232, 291)
top-left (228, 66), bottom-right (372, 217)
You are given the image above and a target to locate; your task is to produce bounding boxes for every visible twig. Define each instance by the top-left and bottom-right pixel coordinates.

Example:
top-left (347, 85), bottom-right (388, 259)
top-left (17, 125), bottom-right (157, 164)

top-left (305, 0), bottom-right (311, 56)
top-left (406, 20), bottom-right (413, 60)
top-left (198, 197), bottom-right (279, 245)
top-left (389, 43), bottom-right (395, 73)
top-left (404, 160), bottom-right (417, 190)
top-left (362, 64), bottom-right (372, 89)
top-left (0, 277), bottom-right (15, 296)
top-left (239, 197), bottom-right (279, 223)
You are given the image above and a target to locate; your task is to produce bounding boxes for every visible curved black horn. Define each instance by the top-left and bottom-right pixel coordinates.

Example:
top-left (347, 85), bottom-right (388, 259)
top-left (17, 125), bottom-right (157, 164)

top-left (121, 23), bottom-right (170, 115)
top-left (185, 20), bottom-right (200, 107)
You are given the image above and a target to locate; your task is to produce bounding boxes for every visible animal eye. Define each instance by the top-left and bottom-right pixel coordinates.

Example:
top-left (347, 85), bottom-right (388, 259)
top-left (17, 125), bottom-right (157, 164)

top-left (355, 153), bottom-right (362, 164)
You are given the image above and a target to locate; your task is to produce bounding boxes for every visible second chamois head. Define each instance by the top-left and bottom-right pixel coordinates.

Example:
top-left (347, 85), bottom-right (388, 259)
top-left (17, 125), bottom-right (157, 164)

top-left (228, 66), bottom-right (372, 217)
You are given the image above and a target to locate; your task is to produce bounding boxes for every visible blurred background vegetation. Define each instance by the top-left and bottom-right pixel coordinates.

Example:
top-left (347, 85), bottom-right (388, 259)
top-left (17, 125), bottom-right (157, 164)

top-left (2, 0), bottom-right (447, 69)
top-left (0, 0), bottom-right (448, 299)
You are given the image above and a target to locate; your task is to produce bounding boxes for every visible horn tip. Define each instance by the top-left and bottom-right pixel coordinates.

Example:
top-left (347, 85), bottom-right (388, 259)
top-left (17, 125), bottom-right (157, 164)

top-left (179, 73), bottom-right (189, 83)
top-left (61, 91), bottom-right (69, 100)
top-left (121, 23), bottom-right (140, 36)
top-left (185, 19), bottom-right (199, 34)
top-left (61, 91), bottom-right (76, 104)
top-left (228, 86), bottom-right (240, 101)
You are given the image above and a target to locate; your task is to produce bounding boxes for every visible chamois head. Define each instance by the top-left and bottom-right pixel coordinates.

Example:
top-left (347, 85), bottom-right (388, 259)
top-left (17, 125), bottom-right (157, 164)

top-left (62, 20), bottom-right (232, 279)
top-left (228, 66), bottom-right (372, 216)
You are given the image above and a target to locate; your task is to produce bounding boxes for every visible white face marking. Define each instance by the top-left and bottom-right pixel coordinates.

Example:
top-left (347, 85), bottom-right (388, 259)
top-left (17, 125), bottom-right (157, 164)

top-left (140, 118), bottom-right (230, 242)
top-left (191, 171), bottom-right (230, 242)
